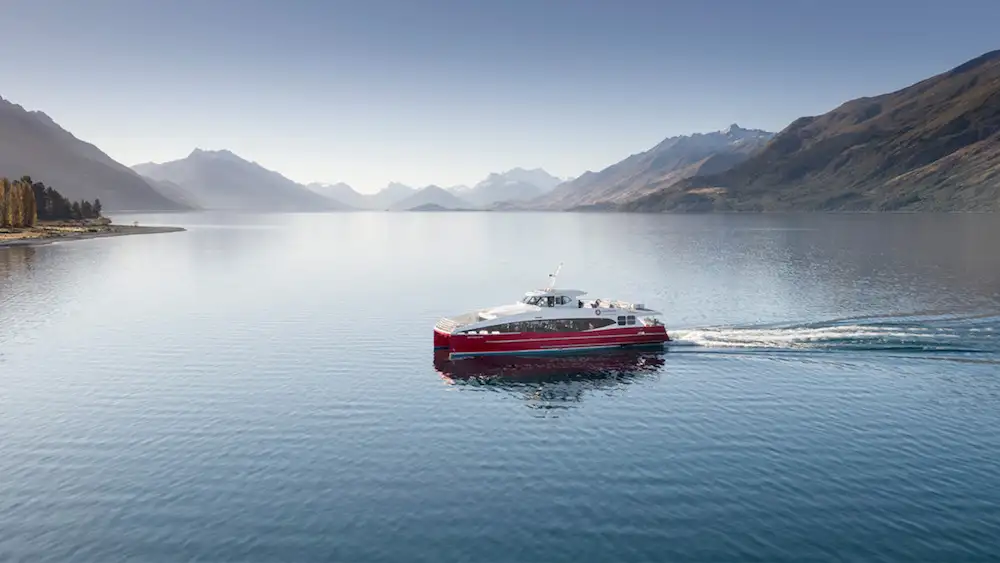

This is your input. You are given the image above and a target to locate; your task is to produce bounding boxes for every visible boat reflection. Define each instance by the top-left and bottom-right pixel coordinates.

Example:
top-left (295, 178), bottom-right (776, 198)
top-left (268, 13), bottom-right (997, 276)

top-left (434, 349), bottom-right (666, 414)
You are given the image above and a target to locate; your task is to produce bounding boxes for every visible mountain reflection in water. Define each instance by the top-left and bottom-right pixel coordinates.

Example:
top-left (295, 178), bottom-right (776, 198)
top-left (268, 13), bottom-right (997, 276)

top-left (434, 349), bottom-right (665, 413)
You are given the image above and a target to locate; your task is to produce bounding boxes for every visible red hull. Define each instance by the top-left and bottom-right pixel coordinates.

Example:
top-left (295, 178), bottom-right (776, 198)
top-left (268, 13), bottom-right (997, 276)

top-left (434, 328), bottom-right (452, 349)
top-left (443, 326), bottom-right (669, 358)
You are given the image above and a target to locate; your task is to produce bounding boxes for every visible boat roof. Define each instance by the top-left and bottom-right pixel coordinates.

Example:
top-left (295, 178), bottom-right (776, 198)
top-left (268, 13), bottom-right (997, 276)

top-left (524, 288), bottom-right (587, 298)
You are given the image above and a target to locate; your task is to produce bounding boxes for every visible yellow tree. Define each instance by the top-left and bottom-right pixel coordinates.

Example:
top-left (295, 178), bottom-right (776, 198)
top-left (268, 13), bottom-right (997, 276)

top-left (9, 180), bottom-right (24, 227)
top-left (0, 177), bottom-right (10, 228)
top-left (19, 180), bottom-right (36, 227)
top-left (0, 178), bottom-right (39, 228)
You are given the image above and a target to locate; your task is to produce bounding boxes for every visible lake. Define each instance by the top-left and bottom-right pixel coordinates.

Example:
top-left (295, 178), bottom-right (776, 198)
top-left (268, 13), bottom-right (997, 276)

top-left (2, 211), bottom-right (999, 562)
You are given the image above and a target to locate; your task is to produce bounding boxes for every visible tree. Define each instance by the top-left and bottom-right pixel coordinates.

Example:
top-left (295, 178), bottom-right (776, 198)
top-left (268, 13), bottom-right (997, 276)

top-left (18, 180), bottom-right (36, 227)
top-left (12, 180), bottom-right (23, 227)
top-left (0, 177), bottom-right (101, 225)
top-left (0, 177), bottom-right (10, 228)
top-left (0, 178), bottom-right (37, 228)
top-left (47, 187), bottom-right (68, 219)
top-left (8, 180), bottom-right (22, 227)
top-left (32, 182), bottom-right (47, 217)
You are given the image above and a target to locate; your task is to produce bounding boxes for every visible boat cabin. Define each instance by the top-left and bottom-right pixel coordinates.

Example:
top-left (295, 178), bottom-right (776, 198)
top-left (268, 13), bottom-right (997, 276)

top-left (520, 288), bottom-right (587, 308)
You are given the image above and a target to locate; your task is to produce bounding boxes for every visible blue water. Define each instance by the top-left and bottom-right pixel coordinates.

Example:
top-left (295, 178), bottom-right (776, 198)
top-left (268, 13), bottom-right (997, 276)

top-left (2, 212), bottom-right (999, 562)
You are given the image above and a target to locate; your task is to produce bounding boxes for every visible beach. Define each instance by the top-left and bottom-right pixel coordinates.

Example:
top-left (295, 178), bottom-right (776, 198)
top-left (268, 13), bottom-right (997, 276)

top-left (0, 223), bottom-right (185, 248)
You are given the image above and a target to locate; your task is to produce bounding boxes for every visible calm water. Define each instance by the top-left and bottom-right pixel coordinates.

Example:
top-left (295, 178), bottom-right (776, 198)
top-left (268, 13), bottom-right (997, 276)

top-left (2, 212), bottom-right (1000, 562)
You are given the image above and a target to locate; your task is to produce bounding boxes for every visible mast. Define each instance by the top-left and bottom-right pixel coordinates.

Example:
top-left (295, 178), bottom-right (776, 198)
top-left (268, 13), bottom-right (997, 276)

top-left (546, 262), bottom-right (563, 290)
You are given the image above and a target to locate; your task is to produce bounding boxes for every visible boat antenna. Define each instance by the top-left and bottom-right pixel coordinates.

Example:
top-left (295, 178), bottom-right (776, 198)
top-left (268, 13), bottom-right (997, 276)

top-left (546, 262), bottom-right (563, 289)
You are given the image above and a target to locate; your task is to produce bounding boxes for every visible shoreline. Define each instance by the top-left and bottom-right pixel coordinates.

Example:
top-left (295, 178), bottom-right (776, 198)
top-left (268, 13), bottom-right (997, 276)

top-left (0, 225), bottom-right (186, 249)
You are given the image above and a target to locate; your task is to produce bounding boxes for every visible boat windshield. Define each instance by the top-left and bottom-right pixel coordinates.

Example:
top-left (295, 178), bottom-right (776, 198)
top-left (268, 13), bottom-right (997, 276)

top-left (522, 295), bottom-right (564, 307)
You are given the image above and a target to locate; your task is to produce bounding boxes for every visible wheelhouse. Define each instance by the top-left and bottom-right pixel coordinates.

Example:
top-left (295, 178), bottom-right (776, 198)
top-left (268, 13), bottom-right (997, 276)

top-left (519, 289), bottom-right (586, 309)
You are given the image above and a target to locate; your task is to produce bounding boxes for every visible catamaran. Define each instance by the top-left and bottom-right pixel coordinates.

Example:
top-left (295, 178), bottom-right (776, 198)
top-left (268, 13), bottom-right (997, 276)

top-left (433, 265), bottom-right (670, 358)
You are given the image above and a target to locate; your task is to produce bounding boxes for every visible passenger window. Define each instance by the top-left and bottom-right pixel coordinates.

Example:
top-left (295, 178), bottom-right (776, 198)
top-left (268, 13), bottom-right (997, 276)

top-left (617, 316), bottom-right (626, 326)
top-left (627, 315), bottom-right (636, 325)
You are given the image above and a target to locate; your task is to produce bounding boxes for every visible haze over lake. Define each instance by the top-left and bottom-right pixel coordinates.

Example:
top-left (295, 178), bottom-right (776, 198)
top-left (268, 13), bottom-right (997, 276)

top-left (2, 212), bottom-right (999, 561)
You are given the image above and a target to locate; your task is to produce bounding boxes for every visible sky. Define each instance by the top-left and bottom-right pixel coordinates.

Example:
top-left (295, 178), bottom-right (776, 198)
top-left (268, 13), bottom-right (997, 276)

top-left (1, 0), bottom-right (998, 193)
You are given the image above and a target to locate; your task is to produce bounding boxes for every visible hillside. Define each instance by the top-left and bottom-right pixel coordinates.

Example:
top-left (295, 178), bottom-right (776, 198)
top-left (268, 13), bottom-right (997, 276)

top-left (463, 168), bottom-right (563, 207)
top-left (0, 96), bottom-right (189, 211)
top-left (143, 177), bottom-right (201, 210)
top-left (133, 149), bottom-right (345, 211)
top-left (531, 124), bottom-right (773, 209)
top-left (625, 50), bottom-right (1000, 212)
top-left (388, 185), bottom-right (471, 210)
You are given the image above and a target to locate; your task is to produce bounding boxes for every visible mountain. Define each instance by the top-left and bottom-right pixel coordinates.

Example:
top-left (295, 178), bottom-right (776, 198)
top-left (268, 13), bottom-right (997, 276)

top-left (306, 182), bottom-right (369, 208)
top-left (0, 96), bottom-right (189, 211)
top-left (133, 149), bottom-right (344, 211)
top-left (531, 124), bottom-right (774, 209)
top-left (370, 182), bottom-right (417, 209)
top-left (305, 181), bottom-right (417, 209)
top-left (389, 185), bottom-right (471, 210)
top-left (406, 203), bottom-right (473, 212)
top-left (463, 168), bottom-right (564, 207)
top-left (143, 177), bottom-right (201, 210)
top-left (445, 184), bottom-right (471, 195)
top-left (624, 50), bottom-right (1000, 213)
top-left (306, 171), bottom-right (560, 209)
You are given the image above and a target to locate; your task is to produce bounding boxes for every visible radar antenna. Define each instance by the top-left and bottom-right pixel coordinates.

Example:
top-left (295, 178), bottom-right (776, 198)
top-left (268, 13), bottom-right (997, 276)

top-left (546, 262), bottom-right (563, 290)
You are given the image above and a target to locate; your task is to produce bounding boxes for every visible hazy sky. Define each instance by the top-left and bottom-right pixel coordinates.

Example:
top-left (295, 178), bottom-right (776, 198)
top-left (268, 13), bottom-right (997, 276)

top-left (2, 0), bottom-right (998, 193)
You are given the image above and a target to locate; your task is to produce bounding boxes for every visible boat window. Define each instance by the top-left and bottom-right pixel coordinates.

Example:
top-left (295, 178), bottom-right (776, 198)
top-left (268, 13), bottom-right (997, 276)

top-left (627, 315), bottom-right (636, 325)
top-left (522, 296), bottom-right (541, 305)
top-left (583, 318), bottom-right (617, 331)
top-left (617, 315), bottom-right (627, 326)
top-left (487, 318), bottom-right (617, 333)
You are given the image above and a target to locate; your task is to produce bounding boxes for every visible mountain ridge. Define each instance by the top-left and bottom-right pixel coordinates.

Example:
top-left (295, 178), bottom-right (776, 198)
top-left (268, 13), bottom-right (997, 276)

top-left (304, 181), bottom-right (418, 209)
top-left (462, 167), bottom-right (563, 207)
top-left (0, 95), bottom-right (190, 211)
top-left (527, 124), bottom-right (774, 210)
top-left (623, 49), bottom-right (1000, 212)
top-left (389, 185), bottom-right (471, 210)
top-left (133, 149), bottom-right (345, 211)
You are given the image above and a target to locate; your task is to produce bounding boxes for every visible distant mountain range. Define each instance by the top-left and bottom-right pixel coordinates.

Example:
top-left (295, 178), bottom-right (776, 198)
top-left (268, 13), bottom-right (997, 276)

top-left (133, 149), bottom-right (343, 211)
top-left (462, 168), bottom-right (563, 207)
top-left (305, 168), bottom-right (564, 210)
top-left (305, 182), bottom-right (365, 208)
top-left (623, 50), bottom-right (1000, 212)
top-left (3, 49), bottom-right (998, 215)
top-left (388, 185), bottom-right (470, 211)
top-left (524, 124), bottom-right (775, 210)
top-left (304, 181), bottom-right (417, 210)
top-left (0, 96), bottom-right (189, 211)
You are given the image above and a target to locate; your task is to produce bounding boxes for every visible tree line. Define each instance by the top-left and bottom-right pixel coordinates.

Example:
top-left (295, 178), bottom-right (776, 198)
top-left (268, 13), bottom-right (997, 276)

top-left (0, 176), bottom-right (102, 229)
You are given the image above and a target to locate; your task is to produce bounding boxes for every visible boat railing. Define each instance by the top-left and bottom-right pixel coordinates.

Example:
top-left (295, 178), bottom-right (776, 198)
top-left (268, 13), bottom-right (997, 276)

top-left (435, 317), bottom-right (462, 333)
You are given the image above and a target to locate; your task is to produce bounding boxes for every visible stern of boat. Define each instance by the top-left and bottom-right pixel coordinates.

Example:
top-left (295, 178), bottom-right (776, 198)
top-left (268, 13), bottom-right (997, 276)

top-left (434, 317), bottom-right (461, 349)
